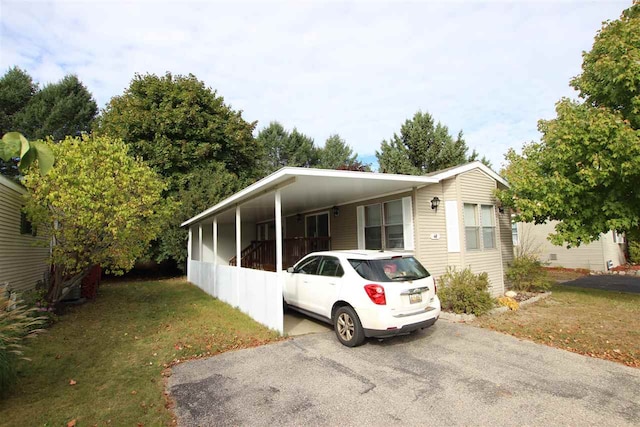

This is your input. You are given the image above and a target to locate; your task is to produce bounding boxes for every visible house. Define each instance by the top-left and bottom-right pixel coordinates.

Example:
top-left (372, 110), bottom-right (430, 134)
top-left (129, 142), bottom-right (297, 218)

top-left (513, 221), bottom-right (627, 271)
top-left (182, 161), bottom-right (513, 333)
top-left (0, 174), bottom-right (49, 295)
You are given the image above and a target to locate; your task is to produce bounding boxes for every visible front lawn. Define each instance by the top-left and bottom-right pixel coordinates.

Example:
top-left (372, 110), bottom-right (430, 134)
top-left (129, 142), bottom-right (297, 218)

top-left (0, 279), bottom-right (280, 426)
top-left (477, 285), bottom-right (640, 368)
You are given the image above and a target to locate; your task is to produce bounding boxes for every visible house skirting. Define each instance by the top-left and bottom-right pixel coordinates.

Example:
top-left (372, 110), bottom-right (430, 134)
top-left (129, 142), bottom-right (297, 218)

top-left (189, 260), bottom-right (284, 334)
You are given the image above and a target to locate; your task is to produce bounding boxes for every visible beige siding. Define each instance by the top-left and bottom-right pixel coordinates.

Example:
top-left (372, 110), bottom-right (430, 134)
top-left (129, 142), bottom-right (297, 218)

top-left (499, 207), bottom-right (515, 273)
top-left (414, 183), bottom-right (448, 278)
top-left (457, 169), bottom-right (505, 296)
top-left (601, 231), bottom-right (627, 268)
top-left (518, 222), bottom-right (626, 271)
top-left (331, 191), bottom-right (413, 251)
top-left (0, 176), bottom-right (49, 294)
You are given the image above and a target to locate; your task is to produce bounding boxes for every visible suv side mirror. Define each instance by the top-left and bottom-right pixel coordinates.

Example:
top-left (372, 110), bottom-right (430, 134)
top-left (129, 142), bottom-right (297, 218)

top-left (287, 267), bottom-right (295, 273)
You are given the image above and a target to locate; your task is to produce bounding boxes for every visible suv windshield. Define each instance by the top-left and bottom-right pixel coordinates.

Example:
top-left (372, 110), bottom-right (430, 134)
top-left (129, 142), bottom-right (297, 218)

top-left (348, 256), bottom-right (430, 282)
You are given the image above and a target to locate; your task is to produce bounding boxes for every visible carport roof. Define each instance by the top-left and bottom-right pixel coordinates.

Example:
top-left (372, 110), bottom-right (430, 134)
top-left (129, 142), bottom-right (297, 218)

top-left (181, 162), bottom-right (507, 226)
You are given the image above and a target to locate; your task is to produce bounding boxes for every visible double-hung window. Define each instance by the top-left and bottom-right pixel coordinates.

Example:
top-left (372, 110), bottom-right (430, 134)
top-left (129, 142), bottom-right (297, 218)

top-left (481, 205), bottom-right (496, 249)
top-left (464, 204), bottom-right (480, 250)
top-left (360, 198), bottom-right (413, 250)
top-left (464, 204), bottom-right (496, 251)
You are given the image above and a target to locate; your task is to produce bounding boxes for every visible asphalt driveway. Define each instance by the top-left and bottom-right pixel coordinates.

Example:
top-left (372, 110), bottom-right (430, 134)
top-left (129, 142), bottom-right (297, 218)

top-left (559, 274), bottom-right (640, 293)
top-left (169, 321), bottom-right (640, 426)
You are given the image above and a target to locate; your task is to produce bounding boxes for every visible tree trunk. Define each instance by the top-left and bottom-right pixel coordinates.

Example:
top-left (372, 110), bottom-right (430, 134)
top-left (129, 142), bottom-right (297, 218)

top-left (46, 265), bottom-right (91, 305)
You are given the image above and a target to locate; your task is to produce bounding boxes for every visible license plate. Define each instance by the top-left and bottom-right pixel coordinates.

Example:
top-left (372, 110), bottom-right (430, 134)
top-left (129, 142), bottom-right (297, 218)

top-left (409, 293), bottom-right (422, 304)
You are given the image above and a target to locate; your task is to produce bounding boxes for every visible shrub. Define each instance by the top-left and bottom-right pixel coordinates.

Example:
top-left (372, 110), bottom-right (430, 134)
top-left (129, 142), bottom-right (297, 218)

top-left (506, 255), bottom-right (553, 292)
top-left (438, 268), bottom-right (494, 315)
top-left (628, 228), bottom-right (640, 264)
top-left (0, 292), bottom-right (47, 394)
top-left (497, 296), bottom-right (519, 311)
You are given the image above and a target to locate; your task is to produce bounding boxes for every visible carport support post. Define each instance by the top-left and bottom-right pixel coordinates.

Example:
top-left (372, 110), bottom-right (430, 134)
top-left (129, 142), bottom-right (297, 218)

top-left (213, 216), bottom-right (218, 295)
top-left (236, 205), bottom-right (241, 304)
top-left (275, 189), bottom-right (282, 273)
top-left (275, 189), bottom-right (284, 334)
top-left (187, 227), bottom-right (192, 282)
top-left (198, 224), bottom-right (203, 263)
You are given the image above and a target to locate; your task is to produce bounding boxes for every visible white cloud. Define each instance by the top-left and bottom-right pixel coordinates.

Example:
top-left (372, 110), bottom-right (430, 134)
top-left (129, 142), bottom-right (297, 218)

top-left (0, 0), bottom-right (630, 169)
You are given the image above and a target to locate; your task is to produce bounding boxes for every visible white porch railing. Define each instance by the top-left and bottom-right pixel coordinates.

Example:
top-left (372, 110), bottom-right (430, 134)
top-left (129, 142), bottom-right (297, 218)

top-left (188, 260), bottom-right (284, 334)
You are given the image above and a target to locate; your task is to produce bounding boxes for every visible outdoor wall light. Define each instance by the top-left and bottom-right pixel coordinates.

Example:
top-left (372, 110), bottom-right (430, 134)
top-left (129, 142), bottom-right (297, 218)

top-left (431, 197), bottom-right (440, 211)
top-left (333, 206), bottom-right (340, 217)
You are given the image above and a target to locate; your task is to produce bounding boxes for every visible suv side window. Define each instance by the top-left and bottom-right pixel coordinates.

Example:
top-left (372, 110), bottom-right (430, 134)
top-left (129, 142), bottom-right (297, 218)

top-left (296, 256), bottom-right (321, 275)
top-left (319, 256), bottom-right (344, 277)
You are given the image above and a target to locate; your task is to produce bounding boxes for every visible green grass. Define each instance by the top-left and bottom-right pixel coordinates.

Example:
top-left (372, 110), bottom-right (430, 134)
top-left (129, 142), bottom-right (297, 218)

top-left (0, 279), bottom-right (280, 426)
top-left (477, 285), bottom-right (640, 368)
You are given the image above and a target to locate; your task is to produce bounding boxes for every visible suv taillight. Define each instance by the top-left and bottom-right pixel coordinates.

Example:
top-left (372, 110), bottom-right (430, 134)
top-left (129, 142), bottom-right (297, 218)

top-left (364, 284), bottom-right (386, 305)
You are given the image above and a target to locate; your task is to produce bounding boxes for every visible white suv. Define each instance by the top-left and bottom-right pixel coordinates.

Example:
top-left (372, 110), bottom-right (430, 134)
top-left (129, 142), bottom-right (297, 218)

top-left (284, 250), bottom-right (441, 347)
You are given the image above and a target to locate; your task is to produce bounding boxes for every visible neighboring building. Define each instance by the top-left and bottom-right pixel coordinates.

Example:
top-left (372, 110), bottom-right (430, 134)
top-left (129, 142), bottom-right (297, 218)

top-left (0, 174), bottom-right (49, 294)
top-left (513, 221), bottom-right (627, 271)
top-left (183, 162), bottom-right (513, 333)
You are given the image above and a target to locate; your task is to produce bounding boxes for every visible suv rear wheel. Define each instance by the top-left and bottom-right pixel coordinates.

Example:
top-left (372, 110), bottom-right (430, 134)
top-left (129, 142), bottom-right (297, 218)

top-left (333, 306), bottom-right (365, 347)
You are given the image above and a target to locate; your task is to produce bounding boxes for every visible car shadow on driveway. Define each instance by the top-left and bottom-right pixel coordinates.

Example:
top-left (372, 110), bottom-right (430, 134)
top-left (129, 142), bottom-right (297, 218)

top-left (169, 321), bottom-right (640, 427)
top-left (559, 275), bottom-right (640, 293)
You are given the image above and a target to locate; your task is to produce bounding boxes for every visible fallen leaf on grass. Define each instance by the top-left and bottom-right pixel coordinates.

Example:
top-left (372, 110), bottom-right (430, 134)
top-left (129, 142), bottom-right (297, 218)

top-left (131, 390), bottom-right (137, 395)
top-left (69, 379), bottom-right (77, 386)
top-left (67, 419), bottom-right (76, 427)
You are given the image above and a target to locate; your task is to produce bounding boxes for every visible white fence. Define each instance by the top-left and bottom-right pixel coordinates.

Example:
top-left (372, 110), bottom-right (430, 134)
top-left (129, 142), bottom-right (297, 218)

top-left (188, 260), bottom-right (284, 334)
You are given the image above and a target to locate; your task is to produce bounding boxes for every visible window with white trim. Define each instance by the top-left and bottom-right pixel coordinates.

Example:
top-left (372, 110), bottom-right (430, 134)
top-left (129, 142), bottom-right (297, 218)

top-left (360, 198), bottom-right (412, 250)
top-left (511, 221), bottom-right (519, 246)
top-left (464, 204), bottom-right (496, 251)
top-left (613, 231), bottom-right (626, 244)
top-left (464, 204), bottom-right (479, 250)
top-left (481, 205), bottom-right (496, 249)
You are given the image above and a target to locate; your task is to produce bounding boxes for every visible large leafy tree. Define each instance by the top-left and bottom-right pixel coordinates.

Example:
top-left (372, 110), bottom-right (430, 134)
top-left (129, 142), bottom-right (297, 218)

top-left (317, 134), bottom-right (359, 169)
top-left (498, 4), bottom-right (640, 247)
top-left (376, 111), bottom-right (479, 174)
top-left (0, 67), bottom-right (36, 134)
top-left (257, 121), bottom-right (318, 174)
top-left (14, 75), bottom-right (97, 141)
top-left (22, 135), bottom-right (175, 303)
top-left (97, 72), bottom-right (261, 268)
top-left (0, 69), bottom-right (97, 178)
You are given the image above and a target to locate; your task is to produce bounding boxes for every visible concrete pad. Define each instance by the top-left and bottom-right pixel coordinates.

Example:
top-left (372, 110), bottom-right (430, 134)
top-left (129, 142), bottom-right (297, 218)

top-left (283, 311), bottom-right (332, 336)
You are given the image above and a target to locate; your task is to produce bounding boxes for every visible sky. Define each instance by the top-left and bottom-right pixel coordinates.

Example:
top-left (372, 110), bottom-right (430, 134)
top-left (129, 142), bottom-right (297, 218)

top-left (0, 0), bottom-right (631, 171)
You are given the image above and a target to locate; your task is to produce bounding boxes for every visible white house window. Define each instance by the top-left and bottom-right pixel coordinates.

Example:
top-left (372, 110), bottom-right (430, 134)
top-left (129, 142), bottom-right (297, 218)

top-left (359, 198), bottom-right (413, 250)
top-left (364, 204), bottom-right (382, 250)
top-left (511, 221), bottom-right (519, 246)
top-left (481, 205), bottom-right (496, 249)
top-left (464, 204), bottom-right (479, 250)
top-left (613, 231), bottom-right (625, 244)
top-left (384, 200), bottom-right (404, 249)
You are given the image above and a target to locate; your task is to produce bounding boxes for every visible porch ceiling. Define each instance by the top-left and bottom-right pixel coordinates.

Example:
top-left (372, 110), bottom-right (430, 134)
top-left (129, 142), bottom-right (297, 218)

top-left (184, 167), bottom-right (439, 225)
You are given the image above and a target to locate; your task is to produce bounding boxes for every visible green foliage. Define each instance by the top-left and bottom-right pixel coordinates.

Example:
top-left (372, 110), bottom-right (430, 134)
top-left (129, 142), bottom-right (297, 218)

top-left (97, 72), bottom-right (260, 267)
top-left (22, 135), bottom-right (176, 282)
top-left (14, 74), bottom-right (97, 141)
top-left (317, 134), bottom-right (358, 169)
top-left (0, 132), bottom-right (54, 175)
top-left (257, 121), bottom-right (318, 173)
top-left (0, 292), bottom-right (47, 395)
top-left (627, 228), bottom-right (640, 263)
top-left (505, 255), bottom-right (553, 292)
top-left (570, 4), bottom-right (640, 130)
top-left (0, 67), bottom-right (36, 135)
top-left (498, 4), bottom-right (640, 246)
top-left (437, 268), bottom-right (494, 315)
top-left (376, 111), bottom-right (476, 174)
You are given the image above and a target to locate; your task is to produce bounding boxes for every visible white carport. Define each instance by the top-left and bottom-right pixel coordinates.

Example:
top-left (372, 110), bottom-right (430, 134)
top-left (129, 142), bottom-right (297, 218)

top-left (181, 167), bottom-right (438, 334)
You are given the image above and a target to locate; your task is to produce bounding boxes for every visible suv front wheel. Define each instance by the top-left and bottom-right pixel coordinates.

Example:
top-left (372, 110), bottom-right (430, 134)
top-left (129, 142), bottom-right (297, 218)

top-left (333, 306), bottom-right (365, 347)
